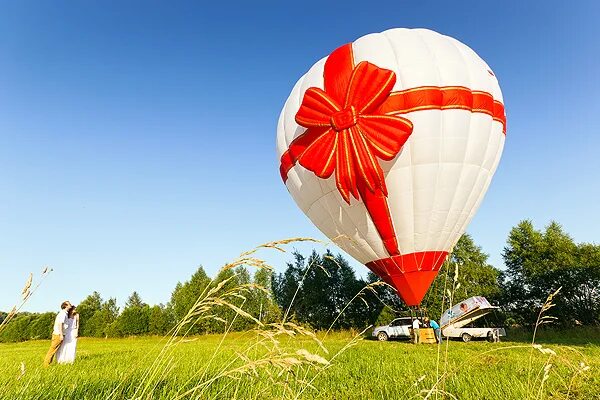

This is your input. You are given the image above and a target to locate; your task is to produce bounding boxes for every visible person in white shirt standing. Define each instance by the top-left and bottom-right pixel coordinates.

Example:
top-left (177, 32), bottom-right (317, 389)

top-left (412, 317), bottom-right (421, 344)
top-left (43, 301), bottom-right (71, 367)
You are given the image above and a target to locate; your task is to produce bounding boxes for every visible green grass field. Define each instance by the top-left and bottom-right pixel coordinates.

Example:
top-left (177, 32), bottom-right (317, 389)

top-left (1, 330), bottom-right (598, 400)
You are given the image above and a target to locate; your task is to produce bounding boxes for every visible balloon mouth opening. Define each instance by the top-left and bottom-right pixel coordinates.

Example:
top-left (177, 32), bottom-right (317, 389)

top-left (366, 251), bottom-right (449, 306)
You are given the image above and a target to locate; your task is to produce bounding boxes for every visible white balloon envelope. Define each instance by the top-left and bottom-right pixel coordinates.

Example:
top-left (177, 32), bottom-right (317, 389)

top-left (276, 28), bottom-right (506, 306)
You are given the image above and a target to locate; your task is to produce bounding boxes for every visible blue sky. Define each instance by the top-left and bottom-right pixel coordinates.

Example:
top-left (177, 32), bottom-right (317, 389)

top-left (1, 1), bottom-right (598, 312)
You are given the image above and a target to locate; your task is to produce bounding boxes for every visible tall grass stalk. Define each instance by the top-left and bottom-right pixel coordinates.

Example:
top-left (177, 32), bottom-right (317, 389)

top-left (125, 238), bottom-right (352, 400)
top-left (0, 267), bottom-right (52, 334)
top-left (440, 256), bottom-right (460, 396)
top-left (526, 287), bottom-right (561, 399)
top-left (434, 254), bottom-right (452, 400)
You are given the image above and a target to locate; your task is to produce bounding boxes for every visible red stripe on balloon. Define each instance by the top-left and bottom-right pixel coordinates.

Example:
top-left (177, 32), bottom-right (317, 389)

top-left (357, 180), bottom-right (399, 256)
top-left (380, 86), bottom-right (506, 133)
top-left (280, 86), bottom-right (506, 182)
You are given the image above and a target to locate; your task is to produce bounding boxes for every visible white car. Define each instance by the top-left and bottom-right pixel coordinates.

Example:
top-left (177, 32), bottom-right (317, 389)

top-left (372, 317), bottom-right (417, 341)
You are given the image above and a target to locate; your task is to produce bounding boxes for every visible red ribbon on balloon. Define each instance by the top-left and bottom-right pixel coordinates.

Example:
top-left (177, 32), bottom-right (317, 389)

top-left (294, 46), bottom-right (414, 205)
top-left (291, 44), bottom-right (412, 256)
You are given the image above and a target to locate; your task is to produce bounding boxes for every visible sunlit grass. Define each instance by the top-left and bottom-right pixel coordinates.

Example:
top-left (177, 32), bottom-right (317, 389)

top-left (1, 239), bottom-right (597, 399)
top-left (0, 332), bottom-right (598, 399)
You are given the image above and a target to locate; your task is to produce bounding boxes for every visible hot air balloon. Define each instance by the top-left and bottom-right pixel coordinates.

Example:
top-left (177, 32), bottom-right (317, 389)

top-left (276, 28), bottom-right (506, 307)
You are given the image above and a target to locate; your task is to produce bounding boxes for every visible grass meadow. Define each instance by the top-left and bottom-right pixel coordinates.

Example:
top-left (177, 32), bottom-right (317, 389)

top-left (1, 330), bottom-right (598, 399)
top-left (3, 241), bottom-right (598, 399)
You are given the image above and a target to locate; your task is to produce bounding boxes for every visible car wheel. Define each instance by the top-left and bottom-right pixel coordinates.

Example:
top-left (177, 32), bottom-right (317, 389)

top-left (461, 332), bottom-right (472, 343)
top-left (487, 331), bottom-right (495, 343)
top-left (377, 332), bottom-right (389, 341)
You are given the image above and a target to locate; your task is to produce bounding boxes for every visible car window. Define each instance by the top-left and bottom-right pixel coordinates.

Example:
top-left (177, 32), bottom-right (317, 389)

top-left (399, 318), bottom-right (411, 325)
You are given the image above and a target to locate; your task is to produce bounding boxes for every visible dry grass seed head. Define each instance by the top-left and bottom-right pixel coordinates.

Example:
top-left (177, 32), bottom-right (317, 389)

top-left (533, 344), bottom-right (557, 356)
top-left (315, 263), bottom-right (332, 277)
top-left (21, 273), bottom-right (33, 299)
top-left (542, 363), bottom-right (552, 383)
top-left (295, 349), bottom-right (329, 366)
top-left (414, 374), bottom-right (426, 386)
top-left (17, 362), bottom-right (25, 380)
top-left (239, 238), bottom-right (321, 257)
top-left (579, 362), bottom-right (590, 372)
top-left (453, 262), bottom-right (459, 281)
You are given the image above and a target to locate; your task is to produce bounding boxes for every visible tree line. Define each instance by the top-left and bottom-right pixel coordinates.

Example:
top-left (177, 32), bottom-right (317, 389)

top-left (1, 220), bottom-right (598, 342)
top-left (0, 265), bottom-right (280, 342)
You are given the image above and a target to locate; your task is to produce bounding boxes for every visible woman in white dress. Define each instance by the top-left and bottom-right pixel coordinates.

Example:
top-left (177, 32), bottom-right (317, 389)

top-left (56, 306), bottom-right (79, 364)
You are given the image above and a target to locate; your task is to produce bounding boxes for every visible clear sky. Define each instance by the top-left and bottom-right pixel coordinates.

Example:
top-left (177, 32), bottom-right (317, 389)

top-left (1, 1), bottom-right (599, 312)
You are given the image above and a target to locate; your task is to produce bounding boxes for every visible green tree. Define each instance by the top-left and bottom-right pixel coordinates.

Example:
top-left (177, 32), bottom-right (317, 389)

top-left (118, 292), bottom-right (150, 336)
top-left (77, 291), bottom-right (103, 336)
top-left (502, 220), bottom-right (600, 325)
top-left (366, 271), bottom-right (408, 325)
top-left (373, 305), bottom-right (397, 327)
top-left (103, 298), bottom-right (120, 320)
top-left (85, 297), bottom-right (119, 337)
top-left (228, 266), bottom-right (253, 332)
top-left (251, 268), bottom-right (281, 324)
top-left (148, 304), bottom-right (174, 335)
top-left (422, 234), bottom-right (501, 320)
top-left (29, 312), bottom-right (54, 340)
top-left (208, 267), bottom-right (239, 333)
top-left (125, 291), bottom-right (145, 308)
top-left (273, 250), bottom-right (374, 330)
top-left (571, 243), bottom-right (600, 324)
top-left (170, 266), bottom-right (212, 333)
top-left (0, 314), bottom-right (34, 342)
top-left (273, 252), bottom-right (305, 318)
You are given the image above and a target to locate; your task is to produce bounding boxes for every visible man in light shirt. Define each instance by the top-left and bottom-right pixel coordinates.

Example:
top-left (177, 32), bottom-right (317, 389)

top-left (412, 317), bottom-right (421, 344)
top-left (43, 301), bottom-right (71, 367)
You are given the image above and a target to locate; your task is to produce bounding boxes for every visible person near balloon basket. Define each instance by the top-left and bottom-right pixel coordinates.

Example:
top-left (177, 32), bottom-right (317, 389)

top-left (411, 318), bottom-right (421, 344)
top-left (425, 317), bottom-right (442, 343)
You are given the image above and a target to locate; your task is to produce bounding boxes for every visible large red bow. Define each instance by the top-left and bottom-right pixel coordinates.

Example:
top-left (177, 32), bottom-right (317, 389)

top-left (289, 43), bottom-right (413, 256)
top-left (293, 46), bottom-right (413, 204)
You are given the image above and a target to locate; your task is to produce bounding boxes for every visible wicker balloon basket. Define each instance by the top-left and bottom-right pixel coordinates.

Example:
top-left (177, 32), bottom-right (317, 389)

top-left (412, 328), bottom-right (437, 344)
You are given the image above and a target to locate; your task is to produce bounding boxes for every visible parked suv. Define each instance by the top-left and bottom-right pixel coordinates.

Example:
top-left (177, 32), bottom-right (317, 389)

top-left (372, 317), bottom-right (415, 341)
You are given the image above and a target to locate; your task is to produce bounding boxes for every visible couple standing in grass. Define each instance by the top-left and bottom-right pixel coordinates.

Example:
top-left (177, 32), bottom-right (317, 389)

top-left (43, 301), bottom-right (80, 366)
